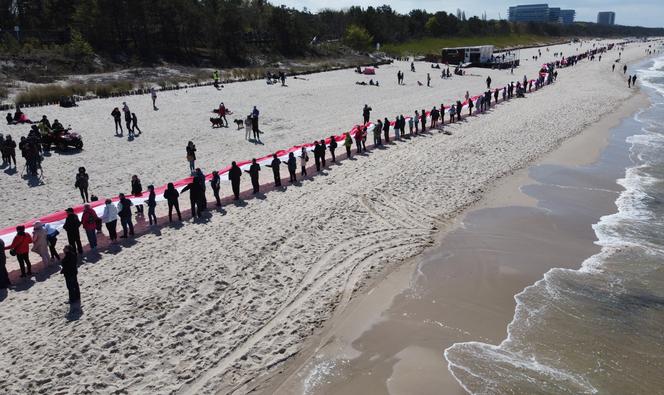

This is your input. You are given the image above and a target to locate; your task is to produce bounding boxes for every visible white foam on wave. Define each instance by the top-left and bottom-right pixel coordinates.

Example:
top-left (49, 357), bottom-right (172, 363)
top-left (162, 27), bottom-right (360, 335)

top-left (444, 63), bottom-right (664, 393)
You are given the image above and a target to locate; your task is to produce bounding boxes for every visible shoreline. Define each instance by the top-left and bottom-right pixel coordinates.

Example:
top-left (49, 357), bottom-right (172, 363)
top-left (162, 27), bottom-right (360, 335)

top-left (253, 84), bottom-right (650, 394)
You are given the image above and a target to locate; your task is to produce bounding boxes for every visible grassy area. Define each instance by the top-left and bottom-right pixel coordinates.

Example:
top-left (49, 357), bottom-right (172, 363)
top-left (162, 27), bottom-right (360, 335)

top-left (15, 81), bottom-right (134, 106)
top-left (382, 34), bottom-right (564, 56)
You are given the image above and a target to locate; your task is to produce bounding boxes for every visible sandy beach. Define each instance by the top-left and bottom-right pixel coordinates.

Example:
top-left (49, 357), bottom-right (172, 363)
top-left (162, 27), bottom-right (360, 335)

top-left (0, 39), bottom-right (653, 394)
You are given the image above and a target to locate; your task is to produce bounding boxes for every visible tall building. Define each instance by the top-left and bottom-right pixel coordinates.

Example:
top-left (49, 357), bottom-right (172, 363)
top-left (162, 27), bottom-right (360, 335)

top-left (559, 9), bottom-right (575, 24)
top-left (508, 4), bottom-right (550, 22)
top-left (597, 11), bottom-right (616, 25)
top-left (508, 4), bottom-right (575, 24)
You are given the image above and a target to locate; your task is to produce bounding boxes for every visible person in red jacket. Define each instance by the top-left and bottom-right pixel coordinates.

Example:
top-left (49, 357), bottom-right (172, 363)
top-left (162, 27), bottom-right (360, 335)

top-left (81, 204), bottom-right (99, 250)
top-left (6, 226), bottom-right (33, 277)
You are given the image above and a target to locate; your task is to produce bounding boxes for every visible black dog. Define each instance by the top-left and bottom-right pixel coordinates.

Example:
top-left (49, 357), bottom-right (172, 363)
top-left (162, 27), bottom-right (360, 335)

top-left (210, 117), bottom-right (224, 128)
top-left (234, 119), bottom-right (244, 130)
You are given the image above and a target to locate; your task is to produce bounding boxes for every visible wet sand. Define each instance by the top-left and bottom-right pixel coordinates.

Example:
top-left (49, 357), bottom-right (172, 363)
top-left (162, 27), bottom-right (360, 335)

top-left (257, 91), bottom-right (648, 394)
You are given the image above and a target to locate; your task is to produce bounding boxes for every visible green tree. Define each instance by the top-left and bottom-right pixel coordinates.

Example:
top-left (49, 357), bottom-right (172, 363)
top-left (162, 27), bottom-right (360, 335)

top-left (343, 24), bottom-right (372, 51)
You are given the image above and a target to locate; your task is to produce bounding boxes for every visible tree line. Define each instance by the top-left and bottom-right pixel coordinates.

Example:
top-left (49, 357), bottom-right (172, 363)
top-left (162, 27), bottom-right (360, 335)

top-left (1, 0), bottom-right (663, 65)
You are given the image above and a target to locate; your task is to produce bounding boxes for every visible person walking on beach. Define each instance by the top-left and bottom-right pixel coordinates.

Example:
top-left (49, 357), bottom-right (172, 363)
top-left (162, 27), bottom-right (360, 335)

top-left (186, 141), bottom-right (196, 175)
top-left (486, 76), bottom-right (492, 89)
top-left (111, 107), bottom-right (123, 135)
top-left (266, 154), bottom-right (282, 186)
top-left (63, 208), bottom-right (83, 254)
top-left (631, 75), bottom-right (637, 87)
top-left (101, 199), bottom-right (118, 241)
top-left (284, 152), bottom-right (297, 183)
top-left (151, 87), bottom-right (158, 110)
top-left (229, 161), bottom-right (242, 200)
top-left (362, 104), bottom-right (372, 125)
top-left (623, 64), bottom-right (627, 74)
top-left (0, 238), bottom-right (10, 288)
top-left (31, 221), bottom-right (50, 265)
top-left (60, 245), bottom-right (80, 305)
top-left (210, 171), bottom-right (222, 206)
top-left (75, 167), bottom-right (90, 203)
top-left (344, 132), bottom-right (353, 159)
top-left (131, 175), bottom-right (144, 215)
top-left (81, 204), bottom-right (99, 250)
top-left (628, 75), bottom-right (631, 88)
top-left (329, 137), bottom-right (337, 163)
top-left (117, 194), bottom-right (135, 238)
top-left (5, 226), bottom-right (32, 277)
top-left (300, 147), bottom-right (309, 175)
top-left (147, 185), bottom-right (157, 225)
top-left (45, 223), bottom-right (60, 261)
top-left (131, 113), bottom-right (142, 135)
top-left (164, 183), bottom-right (182, 222)
top-left (245, 158), bottom-right (261, 194)
top-left (122, 102), bottom-right (132, 134)
top-left (612, 64), bottom-right (615, 72)
top-left (427, 73), bottom-right (431, 87)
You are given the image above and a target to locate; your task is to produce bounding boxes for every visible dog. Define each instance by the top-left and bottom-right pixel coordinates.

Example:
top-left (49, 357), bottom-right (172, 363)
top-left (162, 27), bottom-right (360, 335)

top-left (234, 119), bottom-right (245, 130)
top-left (210, 117), bottom-right (224, 128)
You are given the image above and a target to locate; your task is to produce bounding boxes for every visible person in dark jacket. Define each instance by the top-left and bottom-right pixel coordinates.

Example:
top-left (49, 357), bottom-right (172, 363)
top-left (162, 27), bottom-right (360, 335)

top-left (266, 154), bottom-right (282, 187)
top-left (194, 168), bottom-right (207, 211)
top-left (181, 180), bottom-right (204, 218)
top-left (312, 141), bottom-right (322, 172)
top-left (283, 152), bottom-right (297, 183)
top-left (60, 245), bottom-right (80, 304)
top-left (117, 194), bottom-right (134, 237)
top-left (131, 175), bottom-right (144, 215)
top-left (362, 104), bottom-right (372, 124)
top-left (146, 185), bottom-right (157, 225)
top-left (456, 101), bottom-right (462, 120)
top-left (210, 171), bottom-right (222, 206)
top-left (131, 113), bottom-right (141, 135)
top-left (75, 167), bottom-right (89, 203)
top-left (0, 239), bottom-right (9, 288)
top-left (420, 109), bottom-right (426, 132)
top-left (319, 139), bottom-right (327, 168)
top-left (383, 117), bottom-right (390, 143)
top-left (329, 136), bottom-right (337, 163)
top-left (164, 183), bottom-right (182, 222)
top-left (4, 135), bottom-right (16, 168)
top-left (111, 107), bottom-right (123, 135)
top-left (63, 208), bottom-right (83, 253)
top-left (228, 161), bottom-right (242, 200)
top-left (245, 159), bottom-right (261, 194)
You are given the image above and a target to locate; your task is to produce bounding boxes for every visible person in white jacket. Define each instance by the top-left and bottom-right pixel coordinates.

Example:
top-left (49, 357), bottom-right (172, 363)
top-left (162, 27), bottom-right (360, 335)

top-left (101, 199), bottom-right (118, 242)
top-left (31, 221), bottom-right (51, 265)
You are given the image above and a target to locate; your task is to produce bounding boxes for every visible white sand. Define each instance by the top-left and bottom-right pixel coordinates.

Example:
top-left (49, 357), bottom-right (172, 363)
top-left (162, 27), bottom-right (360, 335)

top-left (0, 39), bottom-right (650, 394)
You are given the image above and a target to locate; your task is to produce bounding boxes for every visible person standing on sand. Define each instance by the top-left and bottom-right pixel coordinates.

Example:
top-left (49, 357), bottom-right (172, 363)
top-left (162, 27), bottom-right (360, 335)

top-left (628, 75), bottom-right (631, 88)
top-left (117, 194), bottom-right (135, 237)
top-left (63, 208), bottom-right (83, 254)
top-left (414, 111), bottom-right (419, 134)
top-left (218, 102), bottom-right (228, 127)
top-left (81, 204), bottom-right (99, 250)
top-left (362, 104), bottom-right (372, 124)
top-left (101, 199), bottom-right (118, 242)
top-left (229, 161), bottom-right (242, 200)
top-left (76, 167), bottom-right (90, 203)
top-left (383, 117), bottom-right (390, 143)
top-left (408, 116), bottom-right (414, 136)
top-left (45, 223), bottom-right (60, 261)
top-left (122, 102), bottom-right (132, 134)
top-left (430, 107), bottom-right (439, 129)
top-left (147, 185), bottom-right (158, 225)
top-left (344, 132), bottom-right (353, 159)
top-left (631, 75), bottom-right (637, 87)
top-left (427, 73), bottom-right (431, 87)
top-left (211, 171), bottom-right (222, 206)
top-left (0, 239), bottom-right (10, 288)
top-left (280, 153), bottom-right (295, 183)
top-left (251, 106), bottom-right (261, 142)
top-left (131, 113), bottom-right (142, 135)
top-left (151, 87), bottom-right (158, 110)
top-left (60, 245), bottom-right (80, 305)
top-left (354, 128), bottom-right (363, 154)
top-left (300, 147), bottom-right (309, 175)
top-left (313, 141), bottom-right (322, 172)
top-left (131, 175), bottom-right (144, 215)
top-left (420, 109), bottom-right (426, 132)
top-left (186, 141), bottom-right (196, 175)
top-left (494, 89), bottom-right (499, 104)
top-left (623, 64), bottom-right (627, 74)
top-left (319, 139), bottom-right (327, 168)
top-left (449, 104), bottom-right (455, 123)
top-left (111, 107), bottom-right (123, 135)
top-left (456, 100), bottom-right (462, 120)
top-left (486, 76), bottom-right (492, 89)
top-left (329, 137), bottom-right (337, 163)
top-left (213, 70), bottom-right (220, 89)
top-left (468, 97), bottom-right (474, 116)
top-left (31, 222), bottom-right (50, 265)
top-left (5, 226), bottom-right (32, 277)
top-left (245, 158), bottom-right (261, 194)
top-left (181, 179), bottom-right (203, 219)
top-left (164, 183), bottom-right (182, 222)
top-left (266, 154), bottom-right (282, 186)
top-left (373, 119), bottom-right (383, 146)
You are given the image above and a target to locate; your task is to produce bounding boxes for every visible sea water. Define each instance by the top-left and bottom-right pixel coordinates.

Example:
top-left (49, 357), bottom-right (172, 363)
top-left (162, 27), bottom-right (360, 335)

top-left (444, 56), bottom-right (664, 394)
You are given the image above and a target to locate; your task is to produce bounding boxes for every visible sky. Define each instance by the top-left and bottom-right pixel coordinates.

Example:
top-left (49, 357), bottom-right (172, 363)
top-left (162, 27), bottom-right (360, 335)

top-left (274, 0), bottom-right (664, 28)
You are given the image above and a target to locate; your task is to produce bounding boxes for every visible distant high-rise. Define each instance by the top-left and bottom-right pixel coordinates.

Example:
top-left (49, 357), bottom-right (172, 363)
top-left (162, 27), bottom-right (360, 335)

top-left (559, 9), bottom-right (575, 24)
top-left (508, 4), bottom-right (575, 24)
top-left (597, 11), bottom-right (616, 25)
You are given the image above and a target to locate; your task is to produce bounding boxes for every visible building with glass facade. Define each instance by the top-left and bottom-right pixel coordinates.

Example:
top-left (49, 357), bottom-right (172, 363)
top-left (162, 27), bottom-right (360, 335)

top-left (597, 11), bottom-right (616, 25)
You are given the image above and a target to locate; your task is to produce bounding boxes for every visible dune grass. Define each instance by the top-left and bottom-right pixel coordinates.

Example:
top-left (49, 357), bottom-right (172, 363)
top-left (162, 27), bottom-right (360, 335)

top-left (15, 81), bottom-right (135, 106)
top-left (382, 34), bottom-right (563, 56)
